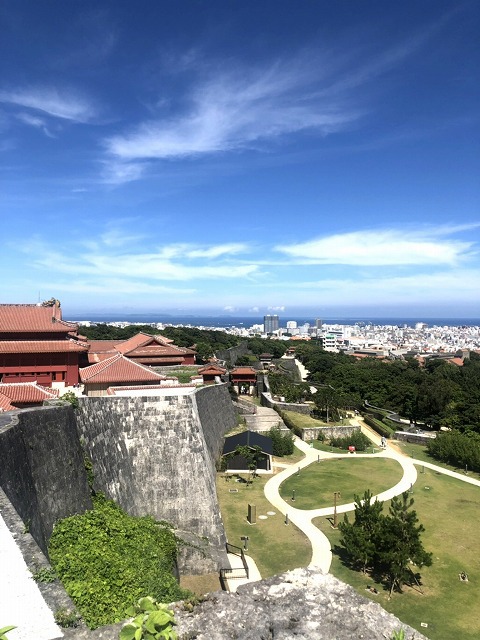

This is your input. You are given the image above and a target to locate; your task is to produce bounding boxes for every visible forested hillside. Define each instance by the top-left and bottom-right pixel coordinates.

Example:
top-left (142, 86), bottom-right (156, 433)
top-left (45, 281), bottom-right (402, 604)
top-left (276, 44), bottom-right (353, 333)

top-left (294, 343), bottom-right (480, 432)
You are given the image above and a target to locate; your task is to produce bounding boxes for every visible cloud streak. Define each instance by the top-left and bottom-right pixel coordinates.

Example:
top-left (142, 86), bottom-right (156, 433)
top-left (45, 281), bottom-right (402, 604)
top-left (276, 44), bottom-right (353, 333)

top-left (276, 228), bottom-right (475, 267)
top-left (19, 238), bottom-right (258, 283)
top-left (0, 86), bottom-right (96, 123)
top-left (105, 63), bottom-right (357, 162)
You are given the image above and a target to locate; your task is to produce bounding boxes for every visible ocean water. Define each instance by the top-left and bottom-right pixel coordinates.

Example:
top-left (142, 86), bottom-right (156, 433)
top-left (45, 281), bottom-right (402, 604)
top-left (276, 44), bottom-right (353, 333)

top-left (65, 313), bottom-right (480, 329)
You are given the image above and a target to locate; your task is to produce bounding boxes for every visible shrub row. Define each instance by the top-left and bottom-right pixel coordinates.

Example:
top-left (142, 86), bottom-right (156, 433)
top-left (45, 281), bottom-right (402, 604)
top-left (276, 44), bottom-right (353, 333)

top-left (362, 413), bottom-right (394, 438)
top-left (267, 426), bottom-right (295, 456)
top-left (329, 431), bottom-right (372, 452)
top-left (275, 408), bottom-right (303, 437)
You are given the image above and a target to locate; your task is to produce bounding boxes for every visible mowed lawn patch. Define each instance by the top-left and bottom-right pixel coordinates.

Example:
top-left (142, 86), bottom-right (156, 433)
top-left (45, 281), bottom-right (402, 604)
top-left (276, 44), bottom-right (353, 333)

top-left (279, 457), bottom-right (403, 510)
top-left (216, 473), bottom-right (311, 578)
top-left (395, 440), bottom-right (480, 481)
top-left (313, 468), bottom-right (480, 640)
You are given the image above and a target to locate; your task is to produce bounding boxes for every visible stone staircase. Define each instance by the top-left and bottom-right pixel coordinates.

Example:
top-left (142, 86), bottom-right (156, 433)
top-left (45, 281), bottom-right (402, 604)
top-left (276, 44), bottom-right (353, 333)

top-left (244, 405), bottom-right (287, 433)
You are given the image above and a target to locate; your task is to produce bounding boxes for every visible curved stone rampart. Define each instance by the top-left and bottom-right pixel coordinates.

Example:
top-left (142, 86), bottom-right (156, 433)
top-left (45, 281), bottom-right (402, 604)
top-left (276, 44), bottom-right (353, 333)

top-left (75, 384), bottom-right (236, 573)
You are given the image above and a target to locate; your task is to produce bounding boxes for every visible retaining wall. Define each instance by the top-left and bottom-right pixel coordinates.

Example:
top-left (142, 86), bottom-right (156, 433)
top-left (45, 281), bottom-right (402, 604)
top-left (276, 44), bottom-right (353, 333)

top-left (260, 392), bottom-right (312, 415)
top-left (394, 431), bottom-right (436, 446)
top-left (75, 384), bottom-right (236, 573)
top-left (302, 425), bottom-right (359, 441)
top-left (0, 406), bottom-right (92, 558)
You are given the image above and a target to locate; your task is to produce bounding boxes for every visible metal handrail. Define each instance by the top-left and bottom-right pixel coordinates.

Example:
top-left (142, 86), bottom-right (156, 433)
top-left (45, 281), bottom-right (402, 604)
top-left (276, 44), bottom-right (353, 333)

top-left (221, 541), bottom-right (249, 586)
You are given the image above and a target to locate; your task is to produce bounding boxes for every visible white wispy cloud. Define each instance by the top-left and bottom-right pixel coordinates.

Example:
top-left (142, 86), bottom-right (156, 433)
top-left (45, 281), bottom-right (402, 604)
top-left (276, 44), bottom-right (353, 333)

top-left (185, 243), bottom-right (248, 259)
top-left (15, 112), bottom-right (55, 137)
top-left (101, 25), bottom-right (437, 184)
top-left (0, 86), bottom-right (96, 122)
top-left (101, 161), bottom-right (146, 184)
top-left (49, 279), bottom-right (197, 297)
top-left (275, 228), bottom-right (475, 267)
top-left (103, 56), bottom-right (359, 183)
top-left (19, 238), bottom-right (257, 282)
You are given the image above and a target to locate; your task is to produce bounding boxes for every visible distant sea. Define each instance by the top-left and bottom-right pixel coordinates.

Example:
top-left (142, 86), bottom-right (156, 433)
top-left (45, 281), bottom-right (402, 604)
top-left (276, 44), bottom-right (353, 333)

top-left (65, 314), bottom-right (480, 329)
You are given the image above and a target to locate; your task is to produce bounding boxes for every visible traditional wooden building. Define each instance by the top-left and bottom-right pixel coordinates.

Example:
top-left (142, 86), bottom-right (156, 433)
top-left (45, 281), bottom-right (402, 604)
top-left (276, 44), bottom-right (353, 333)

top-left (0, 301), bottom-right (88, 387)
top-left (197, 363), bottom-right (227, 384)
top-left (230, 366), bottom-right (257, 395)
top-left (87, 332), bottom-right (196, 367)
top-left (222, 431), bottom-right (273, 472)
top-left (79, 353), bottom-right (169, 396)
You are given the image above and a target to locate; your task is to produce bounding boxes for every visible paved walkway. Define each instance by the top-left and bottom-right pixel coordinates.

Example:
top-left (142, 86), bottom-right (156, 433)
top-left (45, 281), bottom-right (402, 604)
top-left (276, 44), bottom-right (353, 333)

top-left (262, 420), bottom-right (480, 576)
top-left (0, 513), bottom-right (62, 640)
top-left (224, 552), bottom-right (262, 593)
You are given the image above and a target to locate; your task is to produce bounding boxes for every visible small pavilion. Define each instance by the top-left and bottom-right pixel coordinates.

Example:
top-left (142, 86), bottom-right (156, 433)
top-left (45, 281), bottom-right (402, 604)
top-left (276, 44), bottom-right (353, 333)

top-left (222, 431), bottom-right (273, 472)
top-left (197, 363), bottom-right (227, 384)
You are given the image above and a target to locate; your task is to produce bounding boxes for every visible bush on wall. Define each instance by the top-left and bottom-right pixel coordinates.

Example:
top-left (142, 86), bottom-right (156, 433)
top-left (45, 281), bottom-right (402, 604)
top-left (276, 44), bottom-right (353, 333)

top-left (49, 494), bottom-right (189, 629)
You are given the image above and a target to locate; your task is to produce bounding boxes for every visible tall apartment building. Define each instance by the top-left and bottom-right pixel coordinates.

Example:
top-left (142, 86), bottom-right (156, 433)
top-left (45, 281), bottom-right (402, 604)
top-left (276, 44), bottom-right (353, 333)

top-left (264, 314), bottom-right (279, 334)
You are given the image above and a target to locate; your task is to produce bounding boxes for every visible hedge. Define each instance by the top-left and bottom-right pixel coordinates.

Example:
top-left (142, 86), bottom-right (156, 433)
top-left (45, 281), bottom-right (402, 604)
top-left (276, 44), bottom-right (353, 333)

top-left (362, 413), bottom-right (394, 438)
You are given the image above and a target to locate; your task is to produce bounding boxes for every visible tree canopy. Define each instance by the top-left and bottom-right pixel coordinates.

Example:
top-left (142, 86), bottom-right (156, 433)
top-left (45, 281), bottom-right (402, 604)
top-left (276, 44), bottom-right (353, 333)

top-left (339, 490), bottom-right (432, 596)
top-left (297, 344), bottom-right (480, 432)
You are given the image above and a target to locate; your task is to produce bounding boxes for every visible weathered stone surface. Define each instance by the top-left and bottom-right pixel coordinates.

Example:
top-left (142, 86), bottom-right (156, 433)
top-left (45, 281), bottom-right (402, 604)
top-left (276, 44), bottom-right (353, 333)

top-left (174, 567), bottom-right (429, 640)
top-left (75, 384), bottom-right (237, 573)
top-left (0, 405), bottom-right (92, 557)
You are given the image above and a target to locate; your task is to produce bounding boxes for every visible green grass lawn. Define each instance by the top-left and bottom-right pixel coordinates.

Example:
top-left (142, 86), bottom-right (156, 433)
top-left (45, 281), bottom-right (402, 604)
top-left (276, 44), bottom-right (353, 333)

top-left (282, 410), bottom-right (331, 429)
top-left (313, 469), bottom-right (480, 640)
top-left (309, 440), bottom-right (379, 455)
top-left (278, 458), bottom-right (403, 510)
top-left (394, 440), bottom-right (480, 480)
top-left (216, 473), bottom-right (311, 578)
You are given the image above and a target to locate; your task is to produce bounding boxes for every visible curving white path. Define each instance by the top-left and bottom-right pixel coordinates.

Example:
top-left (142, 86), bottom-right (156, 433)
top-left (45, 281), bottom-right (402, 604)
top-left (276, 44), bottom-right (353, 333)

top-left (263, 422), bottom-right (480, 575)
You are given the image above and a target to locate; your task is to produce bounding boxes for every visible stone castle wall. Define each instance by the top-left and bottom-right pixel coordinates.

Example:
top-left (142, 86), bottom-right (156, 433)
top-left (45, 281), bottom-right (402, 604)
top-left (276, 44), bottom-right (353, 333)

top-left (0, 406), bottom-right (92, 558)
top-left (0, 385), bottom-right (236, 573)
top-left (75, 384), bottom-right (236, 573)
top-left (302, 425), bottom-right (359, 441)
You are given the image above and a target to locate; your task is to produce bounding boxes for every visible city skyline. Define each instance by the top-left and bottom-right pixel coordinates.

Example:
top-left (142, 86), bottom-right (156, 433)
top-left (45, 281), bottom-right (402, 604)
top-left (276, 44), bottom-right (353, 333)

top-left (1, 1), bottom-right (479, 317)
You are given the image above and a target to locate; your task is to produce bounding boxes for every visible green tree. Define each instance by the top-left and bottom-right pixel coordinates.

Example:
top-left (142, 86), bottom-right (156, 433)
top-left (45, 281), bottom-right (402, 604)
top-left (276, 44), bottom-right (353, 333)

top-left (268, 426), bottom-right (294, 456)
top-left (314, 385), bottom-right (342, 422)
top-left (377, 492), bottom-right (432, 596)
top-left (339, 490), bottom-right (383, 573)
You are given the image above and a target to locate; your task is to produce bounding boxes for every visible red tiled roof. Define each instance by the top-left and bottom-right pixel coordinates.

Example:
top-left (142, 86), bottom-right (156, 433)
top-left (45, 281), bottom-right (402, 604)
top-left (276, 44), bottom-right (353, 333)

top-left (115, 332), bottom-right (174, 355)
top-left (0, 382), bottom-right (59, 408)
top-left (129, 356), bottom-right (185, 365)
top-left (87, 333), bottom-right (195, 364)
top-left (0, 304), bottom-right (78, 333)
top-left (0, 340), bottom-right (88, 353)
top-left (80, 354), bottom-right (167, 384)
top-left (198, 364), bottom-right (227, 374)
top-left (230, 367), bottom-right (257, 374)
top-left (447, 357), bottom-right (464, 367)
top-left (0, 393), bottom-right (15, 411)
top-left (86, 340), bottom-right (122, 363)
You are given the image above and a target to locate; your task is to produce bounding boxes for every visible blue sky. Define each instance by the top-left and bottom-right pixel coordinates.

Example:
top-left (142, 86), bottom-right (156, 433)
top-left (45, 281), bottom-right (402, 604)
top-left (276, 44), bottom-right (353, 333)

top-left (1, 1), bottom-right (479, 318)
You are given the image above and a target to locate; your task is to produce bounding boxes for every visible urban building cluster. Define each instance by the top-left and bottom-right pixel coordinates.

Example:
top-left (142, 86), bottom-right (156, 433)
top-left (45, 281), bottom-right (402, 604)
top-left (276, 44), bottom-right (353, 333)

top-left (147, 315), bottom-right (480, 359)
